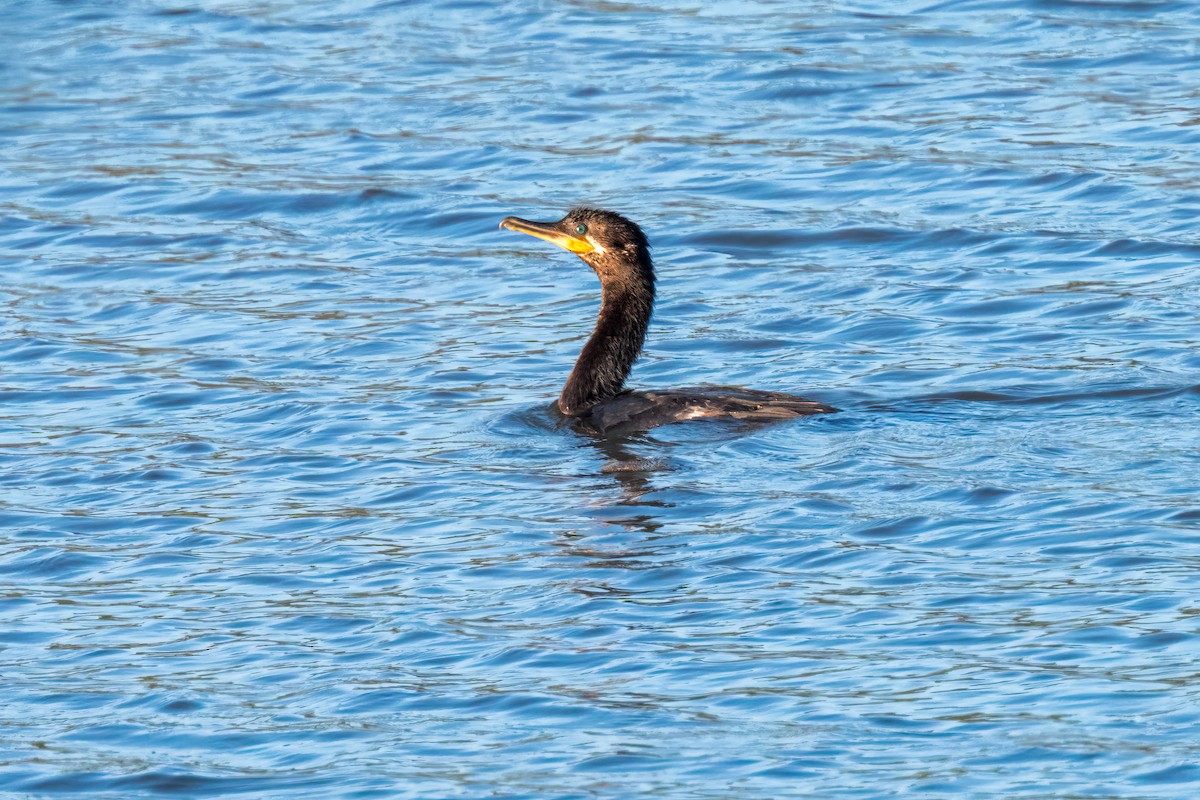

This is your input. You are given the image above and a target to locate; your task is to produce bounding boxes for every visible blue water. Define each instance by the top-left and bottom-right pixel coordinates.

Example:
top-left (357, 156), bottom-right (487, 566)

top-left (3, 1), bottom-right (1199, 797)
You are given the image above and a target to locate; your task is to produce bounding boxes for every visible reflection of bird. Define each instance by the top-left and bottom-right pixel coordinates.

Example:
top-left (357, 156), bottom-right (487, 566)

top-left (499, 208), bottom-right (836, 434)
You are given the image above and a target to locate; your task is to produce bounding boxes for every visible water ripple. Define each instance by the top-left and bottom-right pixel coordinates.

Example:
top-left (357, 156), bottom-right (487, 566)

top-left (2, 0), bottom-right (1199, 797)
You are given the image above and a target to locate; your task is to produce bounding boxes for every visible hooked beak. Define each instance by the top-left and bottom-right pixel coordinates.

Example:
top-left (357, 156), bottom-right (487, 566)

top-left (499, 216), bottom-right (594, 254)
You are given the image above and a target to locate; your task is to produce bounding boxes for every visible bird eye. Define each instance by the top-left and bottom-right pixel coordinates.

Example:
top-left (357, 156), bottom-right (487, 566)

top-left (575, 224), bottom-right (588, 236)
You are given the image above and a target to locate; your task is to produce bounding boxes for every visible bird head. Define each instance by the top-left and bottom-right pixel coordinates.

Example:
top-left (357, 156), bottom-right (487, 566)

top-left (500, 207), bottom-right (651, 281)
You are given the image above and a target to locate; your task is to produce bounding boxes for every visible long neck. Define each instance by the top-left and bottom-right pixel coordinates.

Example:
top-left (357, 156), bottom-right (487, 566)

top-left (559, 260), bottom-right (654, 416)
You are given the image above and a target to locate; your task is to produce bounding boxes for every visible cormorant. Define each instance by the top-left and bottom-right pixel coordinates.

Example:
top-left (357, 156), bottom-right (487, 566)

top-left (499, 207), bottom-right (835, 434)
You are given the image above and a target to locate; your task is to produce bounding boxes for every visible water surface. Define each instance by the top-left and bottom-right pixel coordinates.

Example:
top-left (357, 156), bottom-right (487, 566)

top-left (2, 1), bottom-right (1200, 797)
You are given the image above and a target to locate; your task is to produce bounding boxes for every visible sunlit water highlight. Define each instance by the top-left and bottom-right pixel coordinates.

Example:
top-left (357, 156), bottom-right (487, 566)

top-left (2, 1), bottom-right (1199, 797)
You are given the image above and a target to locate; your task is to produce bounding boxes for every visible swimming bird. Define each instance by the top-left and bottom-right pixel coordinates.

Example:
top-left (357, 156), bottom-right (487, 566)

top-left (499, 207), bottom-right (835, 434)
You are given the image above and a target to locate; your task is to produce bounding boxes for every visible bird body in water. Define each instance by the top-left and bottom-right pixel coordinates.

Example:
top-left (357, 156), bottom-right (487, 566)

top-left (499, 208), bottom-right (835, 434)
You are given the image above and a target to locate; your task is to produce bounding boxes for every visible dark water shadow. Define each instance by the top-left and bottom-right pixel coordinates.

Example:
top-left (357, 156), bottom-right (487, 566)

top-left (858, 383), bottom-right (1200, 414)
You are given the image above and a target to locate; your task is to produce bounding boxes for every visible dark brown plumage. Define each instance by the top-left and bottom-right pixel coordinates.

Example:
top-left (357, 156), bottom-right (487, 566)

top-left (499, 207), bottom-right (835, 434)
